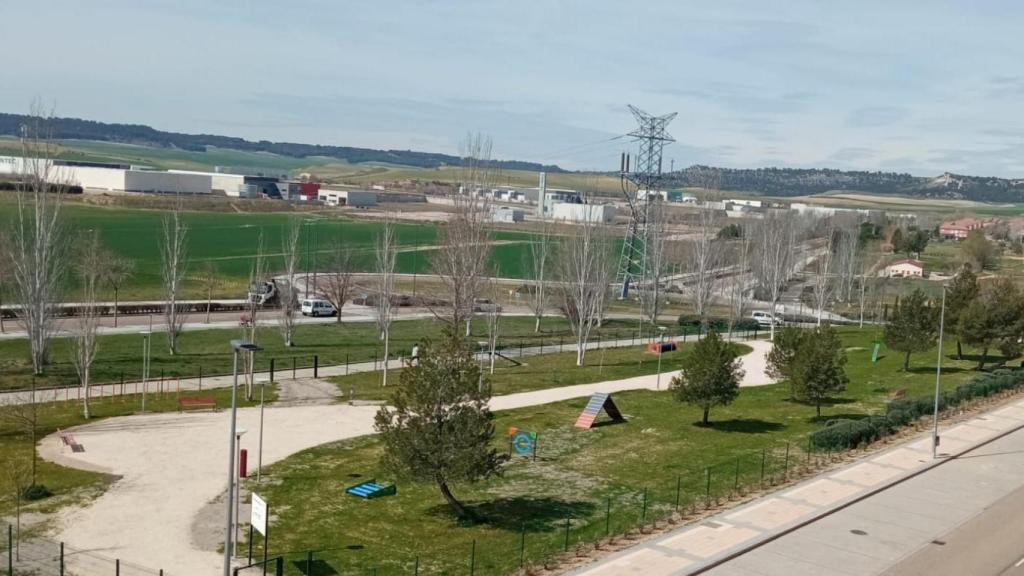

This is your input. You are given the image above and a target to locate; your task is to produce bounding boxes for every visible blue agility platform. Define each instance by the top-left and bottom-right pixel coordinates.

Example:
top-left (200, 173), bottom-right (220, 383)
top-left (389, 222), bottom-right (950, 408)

top-left (345, 479), bottom-right (397, 499)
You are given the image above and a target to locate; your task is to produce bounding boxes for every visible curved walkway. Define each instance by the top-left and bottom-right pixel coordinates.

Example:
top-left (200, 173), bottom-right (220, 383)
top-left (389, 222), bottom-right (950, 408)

top-left (38, 343), bottom-right (775, 575)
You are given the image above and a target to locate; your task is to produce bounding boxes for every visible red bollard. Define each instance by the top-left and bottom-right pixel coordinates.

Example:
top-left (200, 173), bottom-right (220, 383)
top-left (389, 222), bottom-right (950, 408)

top-left (239, 449), bottom-right (248, 478)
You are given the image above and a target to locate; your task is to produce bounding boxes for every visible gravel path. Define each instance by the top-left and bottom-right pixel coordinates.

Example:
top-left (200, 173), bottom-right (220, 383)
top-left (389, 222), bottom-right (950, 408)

top-left (37, 341), bottom-right (775, 575)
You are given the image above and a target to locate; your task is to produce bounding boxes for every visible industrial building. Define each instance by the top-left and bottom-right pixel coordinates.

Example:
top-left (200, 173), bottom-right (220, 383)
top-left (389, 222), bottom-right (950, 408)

top-left (551, 202), bottom-right (616, 223)
top-left (490, 206), bottom-right (525, 223)
top-left (0, 156), bottom-right (212, 194)
top-left (318, 189), bottom-right (377, 207)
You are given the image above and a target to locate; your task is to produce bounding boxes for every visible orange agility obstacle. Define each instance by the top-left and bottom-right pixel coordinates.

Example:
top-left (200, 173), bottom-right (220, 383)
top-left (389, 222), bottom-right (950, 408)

top-left (574, 392), bottom-right (625, 429)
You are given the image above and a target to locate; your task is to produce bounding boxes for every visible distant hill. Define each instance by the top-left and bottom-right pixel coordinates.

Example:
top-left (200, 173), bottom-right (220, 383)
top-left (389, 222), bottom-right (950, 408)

top-left (0, 112), bottom-right (564, 173)
top-left (667, 165), bottom-right (1024, 202)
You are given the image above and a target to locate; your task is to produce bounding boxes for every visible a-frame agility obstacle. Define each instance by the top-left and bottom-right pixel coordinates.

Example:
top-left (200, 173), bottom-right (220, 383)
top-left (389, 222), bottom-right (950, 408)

top-left (574, 392), bottom-right (626, 428)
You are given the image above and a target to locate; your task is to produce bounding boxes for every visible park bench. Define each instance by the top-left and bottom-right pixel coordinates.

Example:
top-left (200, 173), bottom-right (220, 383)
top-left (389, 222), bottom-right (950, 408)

top-left (178, 395), bottom-right (218, 412)
top-left (58, 429), bottom-right (84, 453)
top-left (886, 388), bottom-right (907, 402)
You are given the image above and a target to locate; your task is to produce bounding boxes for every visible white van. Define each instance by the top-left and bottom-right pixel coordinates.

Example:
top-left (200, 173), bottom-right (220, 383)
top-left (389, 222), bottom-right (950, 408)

top-left (301, 299), bottom-right (337, 317)
top-left (751, 311), bottom-right (779, 327)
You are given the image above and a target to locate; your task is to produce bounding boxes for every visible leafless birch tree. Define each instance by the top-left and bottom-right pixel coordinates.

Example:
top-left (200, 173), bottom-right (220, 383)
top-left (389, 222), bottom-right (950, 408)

top-left (810, 218), bottom-right (836, 325)
top-left (726, 226), bottom-right (753, 338)
top-left (197, 261), bottom-right (218, 324)
top-left (527, 217), bottom-right (554, 333)
top-left (323, 239), bottom-right (356, 323)
top-left (431, 193), bottom-right (491, 335)
top-left (375, 215), bottom-right (397, 386)
top-left (558, 219), bottom-right (613, 366)
top-left (685, 204), bottom-right (722, 327)
top-left (10, 107), bottom-right (67, 374)
top-left (0, 240), bottom-right (11, 334)
top-left (484, 279), bottom-right (502, 374)
top-left (73, 232), bottom-right (104, 419)
top-left (755, 211), bottom-right (796, 340)
top-left (160, 205), bottom-right (188, 355)
top-left (641, 201), bottom-right (668, 326)
top-left (278, 218), bottom-right (302, 347)
top-left (0, 383), bottom-right (40, 485)
top-left (104, 256), bottom-right (134, 328)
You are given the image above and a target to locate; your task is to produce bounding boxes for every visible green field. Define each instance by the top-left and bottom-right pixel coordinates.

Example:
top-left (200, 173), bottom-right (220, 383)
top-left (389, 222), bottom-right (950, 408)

top-left (0, 317), bottom-right (655, 391)
top-left (246, 326), bottom-right (993, 575)
top-left (0, 196), bottom-right (539, 300)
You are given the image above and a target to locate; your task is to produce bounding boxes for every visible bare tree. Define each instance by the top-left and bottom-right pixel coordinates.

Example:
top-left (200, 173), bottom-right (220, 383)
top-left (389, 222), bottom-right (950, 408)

top-left (322, 239), bottom-right (356, 323)
top-left (431, 193), bottom-right (491, 335)
top-left (375, 215), bottom-right (397, 386)
top-left (527, 217), bottom-right (554, 333)
top-left (558, 219), bottom-right (613, 366)
top-left (833, 221), bottom-right (860, 303)
top-left (726, 225), bottom-right (753, 338)
top-left (0, 382), bottom-right (40, 485)
top-left (197, 261), bottom-right (218, 324)
top-left (104, 256), bottom-right (135, 328)
top-left (72, 231), bottom-right (104, 419)
top-left (2, 452), bottom-right (31, 562)
top-left (641, 201), bottom-right (668, 326)
top-left (160, 205), bottom-right (188, 355)
top-left (484, 278), bottom-right (502, 374)
top-left (754, 211), bottom-right (797, 340)
top-left (242, 232), bottom-right (267, 401)
top-left (278, 218), bottom-right (303, 347)
top-left (0, 237), bottom-right (11, 334)
top-left (10, 106), bottom-right (68, 374)
top-left (685, 203), bottom-right (722, 327)
top-left (810, 218), bottom-right (836, 325)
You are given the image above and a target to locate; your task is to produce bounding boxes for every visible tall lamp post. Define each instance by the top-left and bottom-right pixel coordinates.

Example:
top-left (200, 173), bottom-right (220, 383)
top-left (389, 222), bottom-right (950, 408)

top-left (932, 286), bottom-right (947, 459)
top-left (140, 331), bottom-right (151, 412)
top-left (224, 340), bottom-right (258, 576)
top-left (656, 326), bottom-right (667, 390)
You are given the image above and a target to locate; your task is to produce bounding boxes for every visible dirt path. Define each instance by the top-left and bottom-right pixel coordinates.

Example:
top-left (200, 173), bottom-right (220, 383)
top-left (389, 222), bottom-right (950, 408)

top-left (38, 344), bottom-right (775, 575)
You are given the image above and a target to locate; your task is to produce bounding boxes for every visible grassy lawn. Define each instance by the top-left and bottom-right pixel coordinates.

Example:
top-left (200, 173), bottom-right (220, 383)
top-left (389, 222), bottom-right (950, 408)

top-left (247, 326), bottom-right (989, 575)
top-left (329, 342), bottom-right (751, 402)
top-left (0, 317), bottom-right (654, 391)
top-left (0, 385), bottom-right (277, 521)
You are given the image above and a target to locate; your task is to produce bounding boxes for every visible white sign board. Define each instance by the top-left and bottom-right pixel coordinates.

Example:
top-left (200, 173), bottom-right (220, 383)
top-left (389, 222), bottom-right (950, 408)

top-left (251, 492), bottom-right (267, 536)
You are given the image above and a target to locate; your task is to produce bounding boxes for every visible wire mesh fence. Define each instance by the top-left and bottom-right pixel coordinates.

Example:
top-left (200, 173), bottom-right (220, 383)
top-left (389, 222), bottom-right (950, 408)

top-left (0, 521), bottom-right (167, 576)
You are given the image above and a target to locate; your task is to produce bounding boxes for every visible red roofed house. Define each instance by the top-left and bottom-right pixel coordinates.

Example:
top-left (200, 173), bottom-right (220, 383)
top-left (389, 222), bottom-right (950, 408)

top-left (939, 217), bottom-right (984, 240)
top-left (884, 259), bottom-right (924, 278)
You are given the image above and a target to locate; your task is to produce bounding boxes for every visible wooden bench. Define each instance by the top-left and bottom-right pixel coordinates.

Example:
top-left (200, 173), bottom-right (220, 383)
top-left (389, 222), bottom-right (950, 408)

top-left (887, 388), bottom-right (907, 402)
top-left (58, 429), bottom-right (84, 453)
top-left (178, 395), bottom-right (218, 412)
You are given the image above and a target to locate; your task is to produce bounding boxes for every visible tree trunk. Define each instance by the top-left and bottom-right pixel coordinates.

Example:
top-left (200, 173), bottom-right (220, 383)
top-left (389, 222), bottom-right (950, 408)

top-left (113, 287), bottom-right (119, 328)
top-left (956, 340), bottom-right (963, 360)
top-left (816, 399), bottom-right (821, 417)
top-left (903, 350), bottom-right (911, 371)
top-left (978, 347), bottom-right (988, 371)
top-left (437, 479), bottom-right (467, 518)
top-left (82, 365), bottom-right (91, 419)
top-left (534, 315), bottom-right (541, 333)
top-left (205, 287), bottom-right (212, 324)
top-left (702, 407), bottom-right (710, 426)
top-left (382, 329), bottom-right (391, 387)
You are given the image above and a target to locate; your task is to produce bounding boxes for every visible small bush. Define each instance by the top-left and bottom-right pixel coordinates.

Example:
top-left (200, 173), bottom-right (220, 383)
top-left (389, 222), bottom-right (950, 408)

top-left (22, 484), bottom-right (52, 501)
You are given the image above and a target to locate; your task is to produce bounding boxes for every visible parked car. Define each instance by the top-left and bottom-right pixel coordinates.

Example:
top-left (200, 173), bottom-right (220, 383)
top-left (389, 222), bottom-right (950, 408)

top-left (750, 311), bottom-right (780, 327)
top-left (301, 299), bottom-right (337, 317)
top-left (473, 298), bottom-right (502, 313)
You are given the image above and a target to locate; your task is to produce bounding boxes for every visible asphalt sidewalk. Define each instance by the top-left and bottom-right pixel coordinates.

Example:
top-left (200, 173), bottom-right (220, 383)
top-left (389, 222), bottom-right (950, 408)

top-left (568, 395), bottom-right (1024, 576)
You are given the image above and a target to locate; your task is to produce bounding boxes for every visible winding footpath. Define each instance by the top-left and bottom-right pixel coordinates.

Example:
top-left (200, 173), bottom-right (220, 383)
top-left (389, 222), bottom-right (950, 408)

top-left (36, 341), bottom-right (776, 575)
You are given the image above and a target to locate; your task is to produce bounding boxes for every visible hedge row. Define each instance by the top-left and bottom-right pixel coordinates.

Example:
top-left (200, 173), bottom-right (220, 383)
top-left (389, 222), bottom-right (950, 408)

top-left (810, 368), bottom-right (1024, 451)
top-left (677, 314), bottom-right (761, 333)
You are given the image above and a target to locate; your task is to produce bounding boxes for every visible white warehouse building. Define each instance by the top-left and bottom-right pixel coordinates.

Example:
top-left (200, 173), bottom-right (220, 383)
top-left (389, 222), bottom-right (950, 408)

top-left (551, 202), bottom-right (616, 224)
top-left (168, 169), bottom-right (245, 196)
top-left (318, 189), bottom-right (378, 207)
top-left (0, 156), bottom-right (212, 194)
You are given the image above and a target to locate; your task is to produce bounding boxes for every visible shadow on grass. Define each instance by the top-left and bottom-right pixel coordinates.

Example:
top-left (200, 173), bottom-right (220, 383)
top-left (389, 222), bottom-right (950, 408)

top-left (291, 558), bottom-right (338, 576)
top-left (707, 418), bottom-right (785, 434)
top-left (428, 496), bottom-right (597, 531)
top-left (906, 366), bottom-right (968, 375)
top-left (807, 412), bottom-right (870, 424)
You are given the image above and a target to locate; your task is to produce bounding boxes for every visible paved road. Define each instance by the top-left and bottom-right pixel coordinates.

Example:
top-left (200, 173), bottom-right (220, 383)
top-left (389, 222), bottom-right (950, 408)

top-left (569, 398), bottom-right (1024, 576)
top-left (878, 476), bottom-right (1024, 576)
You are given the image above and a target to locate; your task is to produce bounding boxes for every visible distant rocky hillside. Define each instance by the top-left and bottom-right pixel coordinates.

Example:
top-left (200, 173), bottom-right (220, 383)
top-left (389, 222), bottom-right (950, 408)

top-left (667, 165), bottom-right (1024, 202)
top-left (0, 112), bottom-right (564, 173)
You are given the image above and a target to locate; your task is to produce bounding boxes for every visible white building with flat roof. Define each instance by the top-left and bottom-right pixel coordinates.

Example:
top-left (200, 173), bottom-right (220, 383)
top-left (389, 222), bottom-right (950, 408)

top-left (551, 202), bottom-right (616, 223)
top-left (0, 155), bottom-right (212, 194)
top-left (318, 189), bottom-right (377, 207)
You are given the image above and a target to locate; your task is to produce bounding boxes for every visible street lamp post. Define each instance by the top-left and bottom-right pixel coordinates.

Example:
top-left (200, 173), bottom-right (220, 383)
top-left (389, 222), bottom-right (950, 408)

top-left (224, 340), bottom-right (257, 576)
top-left (656, 326), bottom-right (667, 391)
top-left (234, 427), bottom-right (247, 557)
top-left (932, 287), bottom-right (947, 459)
top-left (140, 331), bottom-right (151, 412)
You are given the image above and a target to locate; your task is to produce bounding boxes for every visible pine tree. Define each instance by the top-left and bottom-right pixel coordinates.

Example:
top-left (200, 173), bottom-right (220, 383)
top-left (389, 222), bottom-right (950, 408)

top-left (766, 326), bottom-right (806, 399)
top-left (791, 324), bottom-right (848, 417)
top-left (884, 289), bottom-right (938, 370)
top-left (958, 278), bottom-right (1024, 370)
top-left (375, 330), bottom-right (507, 518)
top-left (669, 331), bottom-right (744, 426)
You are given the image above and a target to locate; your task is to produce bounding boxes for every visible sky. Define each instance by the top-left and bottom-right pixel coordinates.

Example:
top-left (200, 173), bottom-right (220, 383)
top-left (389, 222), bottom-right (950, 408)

top-left (4, 1), bottom-right (1024, 177)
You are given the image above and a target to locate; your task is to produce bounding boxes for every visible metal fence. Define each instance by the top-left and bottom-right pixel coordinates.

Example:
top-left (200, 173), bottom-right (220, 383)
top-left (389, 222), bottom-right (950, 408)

top-left (1, 522), bottom-right (167, 576)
